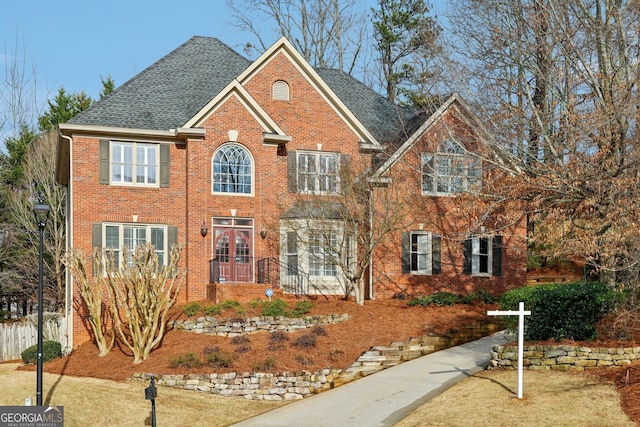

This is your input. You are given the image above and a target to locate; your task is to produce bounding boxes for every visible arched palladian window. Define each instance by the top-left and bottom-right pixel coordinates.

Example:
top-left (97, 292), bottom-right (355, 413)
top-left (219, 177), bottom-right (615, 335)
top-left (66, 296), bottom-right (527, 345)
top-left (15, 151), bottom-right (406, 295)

top-left (421, 139), bottom-right (481, 195)
top-left (272, 80), bottom-right (290, 101)
top-left (212, 143), bottom-right (253, 194)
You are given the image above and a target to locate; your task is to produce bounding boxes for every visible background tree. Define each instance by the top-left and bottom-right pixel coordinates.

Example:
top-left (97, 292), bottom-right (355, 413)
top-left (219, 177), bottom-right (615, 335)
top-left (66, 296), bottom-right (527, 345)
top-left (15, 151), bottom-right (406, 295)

top-left (444, 0), bottom-right (640, 284)
top-left (372, 0), bottom-right (442, 105)
top-left (226, 0), bottom-right (372, 76)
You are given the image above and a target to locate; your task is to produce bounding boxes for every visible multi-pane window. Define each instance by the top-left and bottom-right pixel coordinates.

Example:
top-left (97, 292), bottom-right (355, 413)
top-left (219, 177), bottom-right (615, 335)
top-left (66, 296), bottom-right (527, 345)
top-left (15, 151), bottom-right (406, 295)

top-left (463, 235), bottom-right (502, 276)
top-left (213, 144), bottom-right (252, 194)
top-left (308, 230), bottom-right (337, 277)
top-left (410, 233), bottom-right (432, 274)
top-left (472, 237), bottom-right (491, 274)
top-left (402, 231), bottom-right (441, 275)
top-left (422, 140), bottom-right (481, 195)
top-left (111, 142), bottom-right (158, 185)
top-left (285, 232), bottom-right (298, 276)
top-left (103, 224), bottom-right (166, 268)
top-left (297, 152), bottom-right (339, 194)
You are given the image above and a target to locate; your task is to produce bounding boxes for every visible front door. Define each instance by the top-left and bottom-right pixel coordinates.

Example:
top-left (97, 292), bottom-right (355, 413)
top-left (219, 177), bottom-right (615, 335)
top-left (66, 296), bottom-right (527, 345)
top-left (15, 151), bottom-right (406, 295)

top-left (213, 218), bottom-right (253, 283)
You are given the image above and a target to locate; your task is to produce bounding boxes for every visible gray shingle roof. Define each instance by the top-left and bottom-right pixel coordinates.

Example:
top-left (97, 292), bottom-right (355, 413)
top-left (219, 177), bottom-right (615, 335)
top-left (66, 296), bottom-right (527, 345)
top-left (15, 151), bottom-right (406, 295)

top-left (69, 37), bottom-right (251, 130)
top-left (69, 36), bottom-right (410, 143)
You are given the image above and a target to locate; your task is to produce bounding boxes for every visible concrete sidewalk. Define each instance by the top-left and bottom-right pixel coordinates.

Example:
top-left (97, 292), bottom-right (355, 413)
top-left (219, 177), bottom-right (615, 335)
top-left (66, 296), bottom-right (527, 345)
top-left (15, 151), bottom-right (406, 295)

top-left (233, 331), bottom-right (507, 427)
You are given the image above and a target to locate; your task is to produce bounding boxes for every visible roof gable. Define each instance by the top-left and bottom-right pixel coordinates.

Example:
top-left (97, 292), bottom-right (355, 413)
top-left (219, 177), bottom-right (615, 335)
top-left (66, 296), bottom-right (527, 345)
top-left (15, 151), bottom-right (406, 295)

top-left (373, 93), bottom-right (492, 178)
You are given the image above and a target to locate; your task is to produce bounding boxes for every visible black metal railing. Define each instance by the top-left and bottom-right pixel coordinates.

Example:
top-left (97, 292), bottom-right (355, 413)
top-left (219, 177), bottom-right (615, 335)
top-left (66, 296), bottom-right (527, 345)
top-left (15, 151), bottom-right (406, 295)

top-left (209, 256), bottom-right (312, 296)
top-left (257, 257), bottom-right (310, 296)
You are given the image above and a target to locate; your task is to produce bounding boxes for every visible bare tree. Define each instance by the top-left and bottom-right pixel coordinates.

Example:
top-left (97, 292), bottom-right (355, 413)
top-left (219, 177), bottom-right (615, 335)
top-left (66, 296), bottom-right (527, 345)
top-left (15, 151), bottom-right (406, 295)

top-left (226, 0), bottom-right (371, 75)
top-left (65, 249), bottom-right (114, 356)
top-left (445, 0), bottom-right (640, 282)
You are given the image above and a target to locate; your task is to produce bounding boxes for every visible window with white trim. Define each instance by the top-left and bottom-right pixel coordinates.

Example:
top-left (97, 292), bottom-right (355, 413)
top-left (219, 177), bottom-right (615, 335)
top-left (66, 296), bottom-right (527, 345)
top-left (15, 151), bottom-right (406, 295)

top-left (272, 80), bottom-right (290, 100)
top-left (111, 142), bottom-right (158, 186)
top-left (297, 152), bottom-right (339, 194)
top-left (103, 223), bottom-right (167, 268)
top-left (402, 231), bottom-right (441, 274)
top-left (308, 230), bottom-right (338, 277)
top-left (422, 140), bottom-right (481, 195)
top-left (463, 235), bottom-right (502, 276)
top-left (212, 144), bottom-right (253, 194)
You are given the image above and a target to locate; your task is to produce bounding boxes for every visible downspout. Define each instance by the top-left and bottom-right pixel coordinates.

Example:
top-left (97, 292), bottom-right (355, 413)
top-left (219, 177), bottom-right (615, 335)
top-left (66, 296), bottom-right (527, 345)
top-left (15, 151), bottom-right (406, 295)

top-left (58, 132), bottom-right (74, 354)
top-left (368, 189), bottom-right (374, 300)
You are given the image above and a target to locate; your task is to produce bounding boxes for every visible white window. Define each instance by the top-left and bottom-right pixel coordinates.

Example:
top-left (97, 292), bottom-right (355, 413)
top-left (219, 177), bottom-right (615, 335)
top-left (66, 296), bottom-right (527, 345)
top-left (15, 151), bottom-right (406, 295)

top-left (471, 237), bottom-right (491, 275)
top-left (297, 152), bottom-right (339, 194)
top-left (422, 140), bottom-right (481, 195)
top-left (111, 142), bottom-right (158, 186)
top-left (212, 144), bottom-right (253, 195)
top-left (104, 223), bottom-right (167, 268)
top-left (308, 230), bottom-right (338, 277)
top-left (402, 231), bottom-right (441, 275)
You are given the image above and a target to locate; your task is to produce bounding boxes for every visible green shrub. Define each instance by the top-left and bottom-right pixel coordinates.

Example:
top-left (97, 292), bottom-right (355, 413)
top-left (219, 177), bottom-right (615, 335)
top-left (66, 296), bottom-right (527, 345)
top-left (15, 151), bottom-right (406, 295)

top-left (291, 300), bottom-right (314, 317)
top-left (169, 352), bottom-right (203, 368)
top-left (21, 340), bottom-right (62, 365)
top-left (206, 349), bottom-right (237, 368)
top-left (408, 292), bottom-right (459, 307)
top-left (253, 357), bottom-right (276, 371)
top-left (183, 302), bottom-right (202, 317)
top-left (501, 281), bottom-right (622, 341)
top-left (220, 300), bottom-right (241, 310)
top-left (201, 304), bottom-right (221, 315)
top-left (260, 299), bottom-right (289, 317)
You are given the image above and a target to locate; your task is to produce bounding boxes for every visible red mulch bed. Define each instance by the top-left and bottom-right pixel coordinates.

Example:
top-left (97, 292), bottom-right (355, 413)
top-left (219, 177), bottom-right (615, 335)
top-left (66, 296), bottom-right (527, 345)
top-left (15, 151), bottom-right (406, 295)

top-left (19, 296), bottom-right (640, 425)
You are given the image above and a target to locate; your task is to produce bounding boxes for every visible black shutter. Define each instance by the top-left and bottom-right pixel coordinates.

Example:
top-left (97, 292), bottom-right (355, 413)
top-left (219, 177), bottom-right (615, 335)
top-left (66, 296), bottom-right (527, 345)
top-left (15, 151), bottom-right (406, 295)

top-left (92, 223), bottom-right (102, 276)
top-left (401, 232), bottom-right (410, 273)
top-left (432, 234), bottom-right (441, 274)
top-left (492, 235), bottom-right (503, 276)
top-left (287, 151), bottom-right (297, 192)
top-left (99, 139), bottom-right (109, 184)
top-left (463, 238), bottom-right (472, 274)
top-left (160, 144), bottom-right (170, 188)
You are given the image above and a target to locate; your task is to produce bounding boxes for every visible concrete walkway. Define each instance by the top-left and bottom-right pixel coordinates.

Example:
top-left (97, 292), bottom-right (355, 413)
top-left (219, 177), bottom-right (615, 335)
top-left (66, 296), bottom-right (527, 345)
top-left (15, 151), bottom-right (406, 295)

top-left (233, 331), bottom-right (507, 427)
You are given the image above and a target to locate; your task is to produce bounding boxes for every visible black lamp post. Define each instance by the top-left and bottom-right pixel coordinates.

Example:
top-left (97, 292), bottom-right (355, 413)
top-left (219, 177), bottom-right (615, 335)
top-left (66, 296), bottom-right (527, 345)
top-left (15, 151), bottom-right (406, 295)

top-left (33, 198), bottom-right (49, 406)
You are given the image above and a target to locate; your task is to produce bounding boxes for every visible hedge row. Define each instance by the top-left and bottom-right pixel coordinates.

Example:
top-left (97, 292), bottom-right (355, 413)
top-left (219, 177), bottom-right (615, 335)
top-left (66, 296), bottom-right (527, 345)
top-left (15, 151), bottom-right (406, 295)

top-left (500, 281), bottom-right (621, 341)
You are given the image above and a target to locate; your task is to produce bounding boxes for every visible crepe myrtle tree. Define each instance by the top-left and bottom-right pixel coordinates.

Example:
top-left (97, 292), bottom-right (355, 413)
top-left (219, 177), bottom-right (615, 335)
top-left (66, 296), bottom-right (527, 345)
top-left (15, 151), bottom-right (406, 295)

top-left (67, 243), bottom-right (185, 363)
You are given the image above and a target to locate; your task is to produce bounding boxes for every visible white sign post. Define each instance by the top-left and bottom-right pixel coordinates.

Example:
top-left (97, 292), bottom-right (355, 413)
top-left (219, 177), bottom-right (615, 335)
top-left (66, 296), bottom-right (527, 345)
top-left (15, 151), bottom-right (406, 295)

top-left (487, 301), bottom-right (531, 399)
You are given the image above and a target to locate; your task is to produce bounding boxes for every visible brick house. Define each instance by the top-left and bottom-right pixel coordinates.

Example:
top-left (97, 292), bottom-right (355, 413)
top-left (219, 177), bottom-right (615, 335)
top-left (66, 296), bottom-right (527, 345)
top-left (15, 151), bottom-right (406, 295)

top-left (56, 37), bottom-right (526, 349)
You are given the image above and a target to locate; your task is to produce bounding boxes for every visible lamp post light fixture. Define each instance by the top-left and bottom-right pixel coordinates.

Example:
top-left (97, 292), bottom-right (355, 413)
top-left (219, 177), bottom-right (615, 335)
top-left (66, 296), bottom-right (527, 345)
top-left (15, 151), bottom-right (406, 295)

top-left (33, 198), bottom-right (50, 406)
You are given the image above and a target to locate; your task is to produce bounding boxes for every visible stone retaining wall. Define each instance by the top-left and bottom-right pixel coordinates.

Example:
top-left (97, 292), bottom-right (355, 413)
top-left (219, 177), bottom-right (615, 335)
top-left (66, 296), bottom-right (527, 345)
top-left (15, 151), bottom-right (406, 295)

top-left (171, 314), bottom-right (350, 336)
top-left (489, 343), bottom-right (640, 371)
top-left (135, 319), bottom-right (503, 400)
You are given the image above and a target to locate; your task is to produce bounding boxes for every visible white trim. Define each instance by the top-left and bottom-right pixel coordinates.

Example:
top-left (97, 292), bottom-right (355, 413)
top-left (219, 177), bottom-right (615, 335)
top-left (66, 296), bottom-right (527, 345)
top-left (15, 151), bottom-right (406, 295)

top-left (184, 80), bottom-right (287, 138)
top-left (211, 142), bottom-right (256, 197)
top-left (236, 37), bottom-right (381, 150)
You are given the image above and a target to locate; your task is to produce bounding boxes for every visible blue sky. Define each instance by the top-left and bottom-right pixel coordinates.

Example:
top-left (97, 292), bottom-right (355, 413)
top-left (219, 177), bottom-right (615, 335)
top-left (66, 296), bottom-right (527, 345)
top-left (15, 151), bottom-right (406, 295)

top-left (1, 0), bottom-right (447, 128)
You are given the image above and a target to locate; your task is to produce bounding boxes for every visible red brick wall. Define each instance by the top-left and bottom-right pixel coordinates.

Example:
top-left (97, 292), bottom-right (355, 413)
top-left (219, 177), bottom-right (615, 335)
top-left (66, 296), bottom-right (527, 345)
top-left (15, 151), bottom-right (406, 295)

top-left (69, 50), bottom-right (372, 347)
top-left (370, 106), bottom-right (527, 299)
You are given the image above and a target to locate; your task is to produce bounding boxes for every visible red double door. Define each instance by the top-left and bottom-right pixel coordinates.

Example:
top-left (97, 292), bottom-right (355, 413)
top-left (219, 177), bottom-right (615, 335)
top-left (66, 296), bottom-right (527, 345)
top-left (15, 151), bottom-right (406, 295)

top-left (213, 225), bottom-right (253, 283)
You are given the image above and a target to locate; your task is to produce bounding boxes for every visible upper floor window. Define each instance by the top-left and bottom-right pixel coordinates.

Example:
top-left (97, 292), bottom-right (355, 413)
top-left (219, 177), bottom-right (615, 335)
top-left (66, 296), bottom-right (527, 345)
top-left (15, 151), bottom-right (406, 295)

top-left (296, 151), bottom-right (340, 194)
top-left (99, 140), bottom-right (169, 187)
top-left (212, 144), bottom-right (253, 195)
top-left (422, 140), bottom-right (481, 195)
top-left (272, 80), bottom-right (290, 101)
top-left (402, 231), bottom-right (441, 275)
top-left (463, 235), bottom-right (502, 276)
top-left (111, 142), bottom-right (158, 185)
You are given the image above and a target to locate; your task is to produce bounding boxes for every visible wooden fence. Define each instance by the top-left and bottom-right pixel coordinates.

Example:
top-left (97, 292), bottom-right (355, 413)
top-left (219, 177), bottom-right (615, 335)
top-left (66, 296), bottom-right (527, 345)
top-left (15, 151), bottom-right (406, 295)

top-left (0, 314), bottom-right (65, 361)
